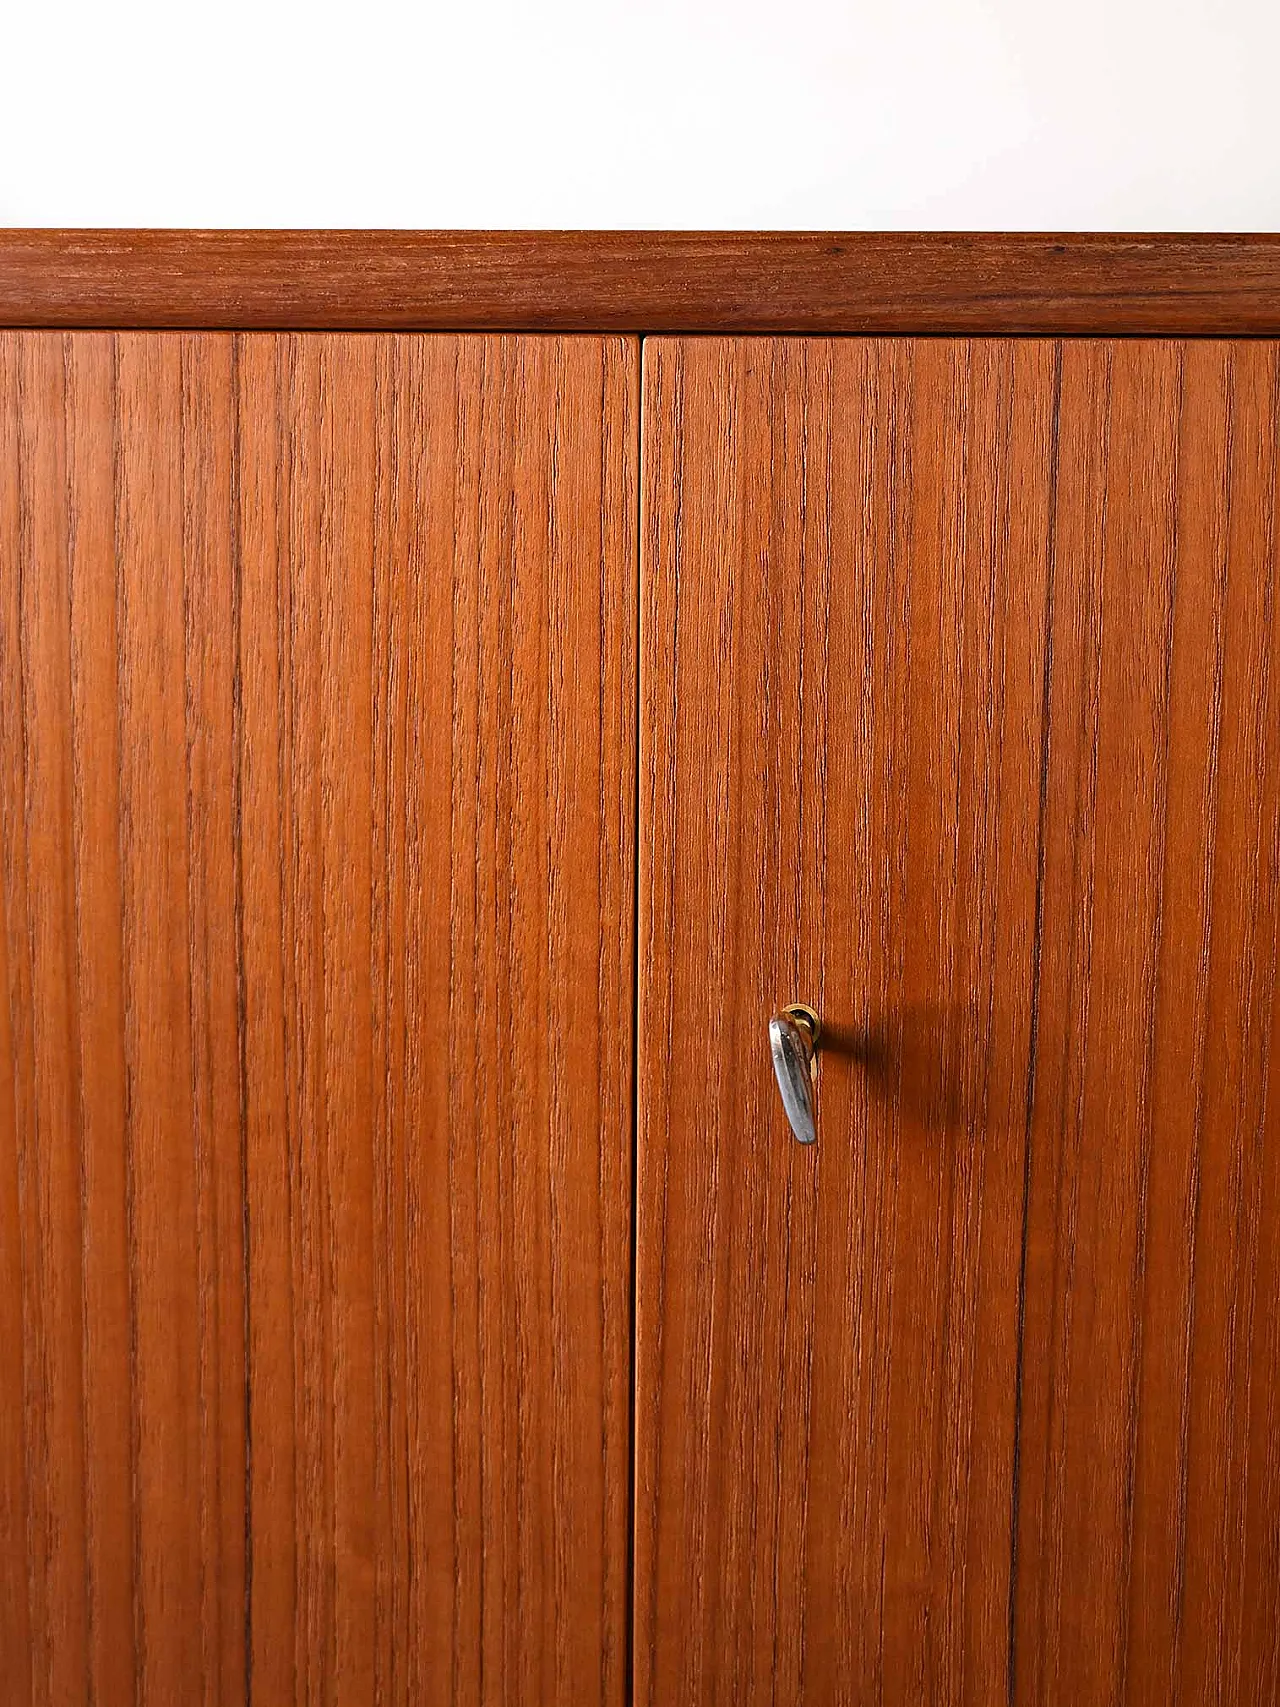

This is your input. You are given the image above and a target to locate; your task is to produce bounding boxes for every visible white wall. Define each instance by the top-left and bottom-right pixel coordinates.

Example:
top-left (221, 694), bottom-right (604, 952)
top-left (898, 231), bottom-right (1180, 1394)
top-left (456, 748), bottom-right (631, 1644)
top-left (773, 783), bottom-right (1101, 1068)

top-left (3, 0), bottom-right (1277, 228)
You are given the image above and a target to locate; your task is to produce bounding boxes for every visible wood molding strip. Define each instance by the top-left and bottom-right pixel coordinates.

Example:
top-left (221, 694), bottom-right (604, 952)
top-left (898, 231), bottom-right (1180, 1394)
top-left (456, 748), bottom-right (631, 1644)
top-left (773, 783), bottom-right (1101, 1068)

top-left (2, 231), bottom-right (1280, 334)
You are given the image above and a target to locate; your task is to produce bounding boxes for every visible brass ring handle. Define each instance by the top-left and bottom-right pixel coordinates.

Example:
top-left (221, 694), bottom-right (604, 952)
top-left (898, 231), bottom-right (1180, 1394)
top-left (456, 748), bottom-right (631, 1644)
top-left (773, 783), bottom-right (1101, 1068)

top-left (768, 1003), bottom-right (821, 1144)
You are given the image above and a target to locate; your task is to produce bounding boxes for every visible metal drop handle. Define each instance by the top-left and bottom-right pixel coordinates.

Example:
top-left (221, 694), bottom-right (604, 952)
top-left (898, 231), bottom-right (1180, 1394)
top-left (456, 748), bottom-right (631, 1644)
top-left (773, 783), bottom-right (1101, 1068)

top-left (769, 1003), bottom-right (821, 1144)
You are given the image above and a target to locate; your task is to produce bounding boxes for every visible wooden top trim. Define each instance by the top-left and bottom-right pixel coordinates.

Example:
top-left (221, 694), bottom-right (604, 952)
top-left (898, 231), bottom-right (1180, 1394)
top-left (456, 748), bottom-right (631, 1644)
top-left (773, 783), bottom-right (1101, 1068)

top-left (2, 231), bottom-right (1280, 334)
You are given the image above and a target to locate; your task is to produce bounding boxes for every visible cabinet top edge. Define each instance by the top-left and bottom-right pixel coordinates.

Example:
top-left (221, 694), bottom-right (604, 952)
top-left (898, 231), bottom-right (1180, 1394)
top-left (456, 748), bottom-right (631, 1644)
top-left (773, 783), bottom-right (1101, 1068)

top-left (3, 230), bottom-right (1280, 334)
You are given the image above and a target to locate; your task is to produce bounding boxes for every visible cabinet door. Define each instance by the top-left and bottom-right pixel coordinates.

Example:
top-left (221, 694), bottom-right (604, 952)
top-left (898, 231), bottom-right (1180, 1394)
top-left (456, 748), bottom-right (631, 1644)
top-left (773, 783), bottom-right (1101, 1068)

top-left (0, 331), bottom-right (637, 1707)
top-left (635, 337), bottom-right (1280, 1704)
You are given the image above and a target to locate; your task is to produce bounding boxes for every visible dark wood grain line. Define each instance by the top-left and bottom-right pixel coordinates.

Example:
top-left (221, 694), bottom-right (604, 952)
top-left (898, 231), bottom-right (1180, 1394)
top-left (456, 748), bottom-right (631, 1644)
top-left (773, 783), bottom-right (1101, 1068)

top-left (444, 335), bottom-right (464, 1707)
top-left (368, 339), bottom-right (384, 1704)
top-left (14, 342), bottom-right (39, 1707)
top-left (599, 336), bottom-right (639, 1707)
top-left (367, 332), bottom-right (391, 1705)
top-left (636, 336), bottom-right (682, 1707)
top-left (109, 334), bottom-right (145, 1707)
top-left (226, 331), bottom-right (254, 1707)
top-left (11, 338), bottom-right (50, 1707)
top-left (268, 339), bottom-right (298, 1707)
top-left (277, 333), bottom-right (301, 1707)
top-left (546, 342), bottom-right (564, 1702)
top-left (1040, 343), bottom-right (1111, 1699)
top-left (5, 233), bottom-right (1280, 334)
top-left (1169, 345), bottom-right (1233, 1675)
top-left (196, 333), bottom-right (248, 1703)
top-left (1007, 338), bottom-right (1063, 1705)
top-left (1116, 345), bottom-right (1187, 1705)
top-left (178, 342), bottom-right (204, 1707)
top-left (11, 342), bottom-right (38, 1707)
top-left (113, 338), bottom-right (140, 1707)
top-left (72, 335), bottom-right (134, 1707)
top-left (0, 335), bottom-right (34, 1707)
top-left (876, 340), bottom-right (910, 1701)
top-left (387, 332), bottom-right (405, 1703)
top-left (60, 340), bottom-right (84, 1707)
top-left (237, 330), bottom-right (297, 1704)
top-left (63, 333), bottom-right (97, 1707)
top-left (623, 340), bottom-right (643, 1707)
top-left (467, 340), bottom-right (488, 1707)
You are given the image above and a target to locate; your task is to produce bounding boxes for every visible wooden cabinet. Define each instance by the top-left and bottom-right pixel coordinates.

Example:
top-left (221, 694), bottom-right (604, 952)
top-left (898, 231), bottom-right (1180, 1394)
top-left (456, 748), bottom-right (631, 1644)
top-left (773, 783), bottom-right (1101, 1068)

top-left (2, 240), bottom-right (1279, 1706)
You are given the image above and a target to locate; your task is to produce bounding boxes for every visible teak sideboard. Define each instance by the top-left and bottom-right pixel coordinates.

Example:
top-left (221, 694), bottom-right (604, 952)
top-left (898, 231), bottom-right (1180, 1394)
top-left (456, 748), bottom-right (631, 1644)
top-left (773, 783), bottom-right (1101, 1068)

top-left (2, 233), bottom-right (1279, 1705)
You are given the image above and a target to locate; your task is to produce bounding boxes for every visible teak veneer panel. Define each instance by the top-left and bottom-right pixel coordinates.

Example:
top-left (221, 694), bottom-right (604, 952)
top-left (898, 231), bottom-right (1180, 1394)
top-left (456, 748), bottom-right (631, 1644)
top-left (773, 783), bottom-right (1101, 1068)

top-left (0, 330), bottom-right (638, 1707)
top-left (635, 336), bottom-right (1280, 1705)
top-left (1015, 340), bottom-right (1280, 1706)
top-left (2, 232), bottom-right (1280, 334)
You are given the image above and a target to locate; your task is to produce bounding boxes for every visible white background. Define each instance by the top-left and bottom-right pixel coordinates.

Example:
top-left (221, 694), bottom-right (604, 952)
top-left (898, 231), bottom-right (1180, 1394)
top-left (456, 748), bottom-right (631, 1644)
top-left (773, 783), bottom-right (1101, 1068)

top-left (3, 0), bottom-right (1277, 228)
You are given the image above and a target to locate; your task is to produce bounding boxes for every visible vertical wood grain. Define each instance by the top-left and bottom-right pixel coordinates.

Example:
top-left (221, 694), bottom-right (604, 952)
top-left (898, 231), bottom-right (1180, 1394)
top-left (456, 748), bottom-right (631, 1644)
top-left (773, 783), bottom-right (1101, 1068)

top-left (636, 336), bottom-right (1056, 1706)
top-left (637, 335), bottom-right (1280, 1706)
top-left (0, 330), bottom-right (637, 1707)
top-left (65, 333), bottom-right (137, 1707)
top-left (1014, 340), bottom-right (1280, 1706)
top-left (179, 337), bottom-right (249, 1705)
top-left (0, 331), bottom-right (246, 1706)
top-left (116, 332), bottom-right (247, 1707)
